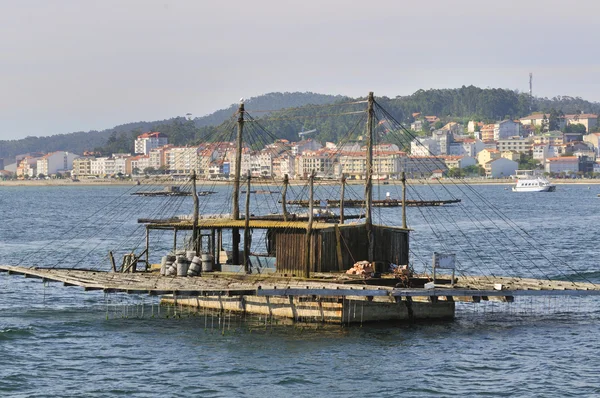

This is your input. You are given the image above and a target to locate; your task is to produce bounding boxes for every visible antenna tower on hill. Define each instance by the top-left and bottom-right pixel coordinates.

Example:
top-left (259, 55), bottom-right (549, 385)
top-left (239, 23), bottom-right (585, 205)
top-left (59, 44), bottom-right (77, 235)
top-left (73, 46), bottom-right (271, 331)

top-left (529, 72), bottom-right (533, 112)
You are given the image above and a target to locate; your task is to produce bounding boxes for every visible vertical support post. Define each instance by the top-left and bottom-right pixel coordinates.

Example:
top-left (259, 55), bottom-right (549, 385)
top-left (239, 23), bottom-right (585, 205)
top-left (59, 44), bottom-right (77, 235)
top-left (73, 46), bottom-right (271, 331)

top-left (191, 170), bottom-right (200, 254)
top-left (232, 101), bottom-right (244, 265)
top-left (217, 229), bottom-right (222, 267)
top-left (145, 227), bottom-right (150, 271)
top-left (173, 228), bottom-right (178, 253)
top-left (365, 92), bottom-right (374, 262)
top-left (335, 224), bottom-right (344, 271)
top-left (339, 175), bottom-right (346, 224)
top-left (304, 171), bottom-right (315, 278)
top-left (211, 228), bottom-right (216, 267)
top-left (401, 171), bottom-right (407, 229)
top-left (282, 174), bottom-right (289, 221)
top-left (109, 251), bottom-right (117, 272)
top-left (432, 252), bottom-right (437, 284)
top-left (244, 175), bottom-right (251, 273)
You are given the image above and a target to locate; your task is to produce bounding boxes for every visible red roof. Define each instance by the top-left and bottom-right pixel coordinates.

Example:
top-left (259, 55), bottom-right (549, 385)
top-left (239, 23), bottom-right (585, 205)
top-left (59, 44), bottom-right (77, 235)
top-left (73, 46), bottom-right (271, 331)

top-left (137, 132), bottom-right (165, 139)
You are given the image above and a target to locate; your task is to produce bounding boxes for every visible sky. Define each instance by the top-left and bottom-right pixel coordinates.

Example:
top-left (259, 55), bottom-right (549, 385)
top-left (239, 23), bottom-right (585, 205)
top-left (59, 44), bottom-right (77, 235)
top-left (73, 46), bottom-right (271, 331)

top-left (1, 0), bottom-right (599, 140)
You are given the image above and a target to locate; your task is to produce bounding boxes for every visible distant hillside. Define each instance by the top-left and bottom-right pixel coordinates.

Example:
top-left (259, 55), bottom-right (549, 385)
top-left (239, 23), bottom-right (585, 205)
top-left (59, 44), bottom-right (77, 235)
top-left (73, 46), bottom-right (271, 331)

top-left (0, 92), bottom-right (344, 162)
top-left (194, 92), bottom-right (346, 128)
top-left (3, 88), bottom-right (600, 161)
top-left (201, 87), bottom-right (600, 145)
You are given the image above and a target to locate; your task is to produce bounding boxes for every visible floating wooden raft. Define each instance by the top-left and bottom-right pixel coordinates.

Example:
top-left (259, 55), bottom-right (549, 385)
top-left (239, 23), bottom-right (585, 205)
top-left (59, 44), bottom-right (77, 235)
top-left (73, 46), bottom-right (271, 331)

top-left (285, 199), bottom-right (461, 208)
top-left (131, 190), bottom-right (216, 197)
top-left (1, 265), bottom-right (599, 298)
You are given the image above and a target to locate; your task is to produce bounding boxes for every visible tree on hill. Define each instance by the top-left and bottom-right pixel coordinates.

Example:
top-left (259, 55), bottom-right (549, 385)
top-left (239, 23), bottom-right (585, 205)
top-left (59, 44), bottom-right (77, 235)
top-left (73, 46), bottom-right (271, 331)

top-left (564, 123), bottom-right (587, 135)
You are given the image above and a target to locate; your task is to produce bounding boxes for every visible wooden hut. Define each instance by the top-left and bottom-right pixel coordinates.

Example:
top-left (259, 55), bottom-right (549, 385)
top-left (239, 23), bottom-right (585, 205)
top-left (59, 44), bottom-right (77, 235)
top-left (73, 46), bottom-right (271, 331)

top-left (144, 219), bottom-right (409, 277)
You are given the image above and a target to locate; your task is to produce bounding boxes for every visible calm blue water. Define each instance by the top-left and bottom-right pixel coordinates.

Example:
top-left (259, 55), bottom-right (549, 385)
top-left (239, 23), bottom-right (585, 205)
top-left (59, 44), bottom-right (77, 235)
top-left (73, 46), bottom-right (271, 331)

top-left (1, 183), bottom-right (600, 397)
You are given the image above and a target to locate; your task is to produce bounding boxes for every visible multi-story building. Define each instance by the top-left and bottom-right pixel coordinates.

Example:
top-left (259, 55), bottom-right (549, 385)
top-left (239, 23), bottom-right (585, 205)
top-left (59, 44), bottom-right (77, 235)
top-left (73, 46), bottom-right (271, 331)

top-left (127, 155), bottom-right (150, 175)
top-left (533, 131), bottom-right (563, 146)
top-left (484, 158), bottom-right (518, 178)
top-left (565, 114), bottom-right (598, 132)
top-left (404, 156), bottom-right (447, 178)
top-left (448, 138), bottom-right (485, 157)
top-left (16, 156), bottom-right (39, 178)
top-left (477, 148), bottom-right (500, 166)
top-left (440, 155), bottom-right (477, 170)
top-left (272, 154), bottom-right (295, 179)
top-left (166, 146), bottom-right (201, 174)
top-left (545, 157), bottom-right (579, 174)
top-left (583, 133), bottom-right (600, 155)
top-left (296, 149), bottom-right (338, 179)
top-left (480, 124), bottom-right (495, 142)
top-left (134, 132), bottom-right (168, 155)
top-left (494, 120), bottom-right (520, 141)
top-left (36, 151), bottom-right (79, 176)
top-left (72, 157), bottom-right (93, 177)
top-left (90, 154), bottom-right (129, 177)
top-left (520, 114), bottom-right (566, 130)
top-left (497, 136), bottom-right (532, 154)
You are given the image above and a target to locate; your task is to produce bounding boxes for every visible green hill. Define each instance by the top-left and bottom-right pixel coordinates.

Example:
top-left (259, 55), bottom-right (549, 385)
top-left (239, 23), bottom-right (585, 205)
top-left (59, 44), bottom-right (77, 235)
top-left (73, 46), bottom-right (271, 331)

top-left (3, 88), bottom-right (600, 161)
top-left (0, 92), bottom-right (344, 162)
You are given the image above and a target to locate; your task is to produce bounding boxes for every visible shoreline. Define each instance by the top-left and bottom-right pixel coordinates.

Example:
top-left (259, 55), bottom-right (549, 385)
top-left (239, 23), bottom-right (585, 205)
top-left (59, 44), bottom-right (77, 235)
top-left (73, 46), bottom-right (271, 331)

top-left (1, 178), bottom-right (599, 187)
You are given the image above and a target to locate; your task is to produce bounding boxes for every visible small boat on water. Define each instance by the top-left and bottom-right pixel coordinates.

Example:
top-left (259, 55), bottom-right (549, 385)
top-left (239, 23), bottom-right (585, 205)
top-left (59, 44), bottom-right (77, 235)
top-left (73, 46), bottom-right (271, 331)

top-left (511, 170), bottom-right (556, 192)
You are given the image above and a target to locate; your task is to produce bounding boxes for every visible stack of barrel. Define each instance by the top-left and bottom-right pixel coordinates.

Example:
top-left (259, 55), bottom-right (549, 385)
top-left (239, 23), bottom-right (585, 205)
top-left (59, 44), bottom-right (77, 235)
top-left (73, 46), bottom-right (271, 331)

top-left (160, 251), bottom-right (204, 277)
top-left (161, 255), bottom-right (177, 276)
top-left (187, 251), bottom-right (202, 277)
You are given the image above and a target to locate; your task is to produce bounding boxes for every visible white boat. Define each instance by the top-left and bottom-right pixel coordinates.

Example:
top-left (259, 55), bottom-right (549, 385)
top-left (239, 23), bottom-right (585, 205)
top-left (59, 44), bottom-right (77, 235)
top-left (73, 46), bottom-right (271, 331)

top-left (511, 170), bottom-right (556, 192)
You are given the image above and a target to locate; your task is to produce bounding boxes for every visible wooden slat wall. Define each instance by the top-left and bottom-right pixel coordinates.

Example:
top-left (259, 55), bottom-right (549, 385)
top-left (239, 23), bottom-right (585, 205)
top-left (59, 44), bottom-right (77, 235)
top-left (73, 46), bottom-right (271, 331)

top-left (273, 226), bottom-right (407, 275)
top-left (319, 226), bottom-right (368, 272)
top-left (274, 230), bottom-right (306, 276)
top-left (373, 226), bottom-right (409, 267)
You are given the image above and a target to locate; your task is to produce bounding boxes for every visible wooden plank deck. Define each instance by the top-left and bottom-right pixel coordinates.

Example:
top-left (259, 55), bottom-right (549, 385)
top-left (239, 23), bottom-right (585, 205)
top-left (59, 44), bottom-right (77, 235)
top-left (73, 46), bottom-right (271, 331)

top-left (2, 265), bottom-right (599, 298)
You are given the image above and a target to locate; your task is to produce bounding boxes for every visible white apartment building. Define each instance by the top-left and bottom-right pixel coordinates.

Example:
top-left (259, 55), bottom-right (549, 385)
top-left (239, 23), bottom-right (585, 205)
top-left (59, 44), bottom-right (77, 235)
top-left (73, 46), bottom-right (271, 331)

top-left (134, 132), bottom-right (168, 155)
top-left (90, 155), bottom-right (128, 176)
top-left (296, 150), bottom-right (338, 179)
top-left (36, 151), bottom-right (79, 176)
top-left (166, 146), bottom-right (200, 174)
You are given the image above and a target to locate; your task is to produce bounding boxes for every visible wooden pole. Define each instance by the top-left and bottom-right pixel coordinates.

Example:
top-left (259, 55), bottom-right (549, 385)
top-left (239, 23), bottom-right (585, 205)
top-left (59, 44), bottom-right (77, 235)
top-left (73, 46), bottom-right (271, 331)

top-left (233, 101), bottom-right (244, 219)
top-left (365, 92), bottom-right (374, 262)
top-left (282, 174), bottom-right (289, 221)
top-left (244, 175), bottom-right (251, 273)
top-left (173, 228), bottom-right (178, 253)
top-left (191, 170), bottom-right (200, 254)
top-left (335, 224), bottom-right (344, 271)
top-left (145, 227), bottom-right (150, 271)
top-left (304, 171), bottom-right (315, 278)
top-left (339, 175), bottom-right (346, 224)
top-left (232, 101), bottom-right (244, 265)
top-left (108, 251), bottom-right (117, 272)
top-left (401, 171), bottom-right (407, 229)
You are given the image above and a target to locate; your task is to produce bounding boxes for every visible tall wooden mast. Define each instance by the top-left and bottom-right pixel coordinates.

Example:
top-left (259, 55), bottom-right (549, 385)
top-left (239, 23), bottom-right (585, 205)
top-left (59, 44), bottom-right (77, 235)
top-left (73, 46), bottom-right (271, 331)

top-left (232, 101), bottom-right (244, 265)
top-left (365, 92), bottom-right (374, 262)
top-left (191, 170), bottom-right (199, 254)
top-left (233, 102), bottom-right (244, 219)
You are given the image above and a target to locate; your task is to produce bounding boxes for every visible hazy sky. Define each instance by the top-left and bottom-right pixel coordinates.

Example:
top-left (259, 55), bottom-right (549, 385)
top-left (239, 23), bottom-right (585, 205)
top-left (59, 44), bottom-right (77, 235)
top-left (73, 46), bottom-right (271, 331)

top-left (1, 0), bottom-right (599, 139)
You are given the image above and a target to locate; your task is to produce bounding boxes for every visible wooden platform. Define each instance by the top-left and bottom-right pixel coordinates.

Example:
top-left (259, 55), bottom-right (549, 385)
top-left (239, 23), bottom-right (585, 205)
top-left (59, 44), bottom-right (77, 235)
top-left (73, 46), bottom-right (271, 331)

top-left (1, 265), bottom-right (598, 299)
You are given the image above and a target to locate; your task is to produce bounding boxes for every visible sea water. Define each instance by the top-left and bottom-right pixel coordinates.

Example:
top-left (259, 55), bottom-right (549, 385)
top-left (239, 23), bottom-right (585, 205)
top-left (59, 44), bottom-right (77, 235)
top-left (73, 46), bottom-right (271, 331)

top-left (1, 183), bottom-right (600, 397)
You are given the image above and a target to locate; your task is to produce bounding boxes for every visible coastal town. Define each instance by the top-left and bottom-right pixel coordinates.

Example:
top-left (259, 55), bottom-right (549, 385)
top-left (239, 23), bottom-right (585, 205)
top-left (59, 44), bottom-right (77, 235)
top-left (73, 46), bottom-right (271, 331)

top-left (3, 112), bottom-right (600, 181)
